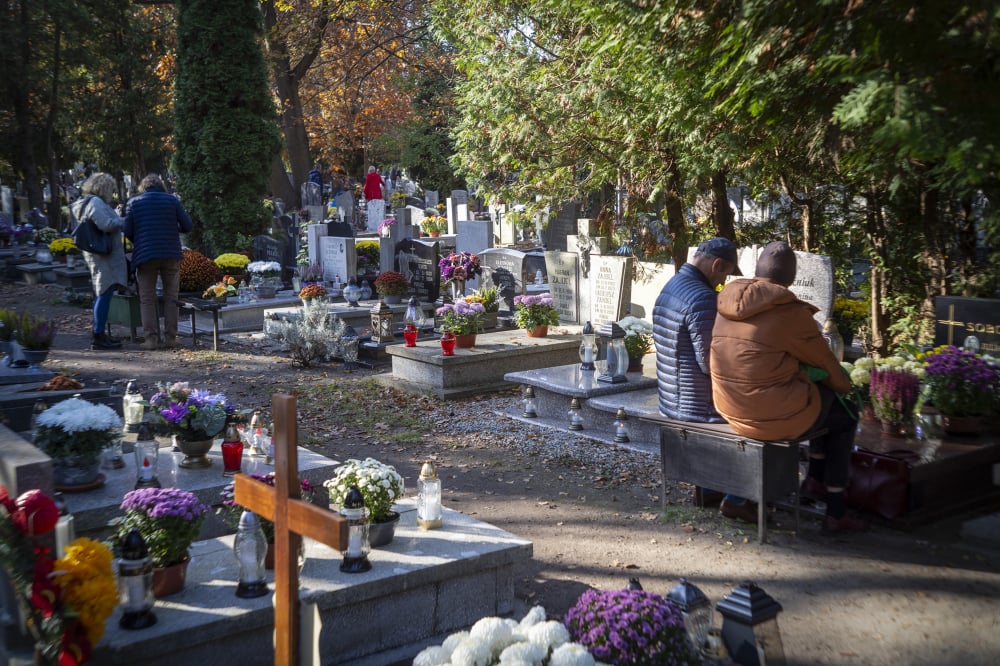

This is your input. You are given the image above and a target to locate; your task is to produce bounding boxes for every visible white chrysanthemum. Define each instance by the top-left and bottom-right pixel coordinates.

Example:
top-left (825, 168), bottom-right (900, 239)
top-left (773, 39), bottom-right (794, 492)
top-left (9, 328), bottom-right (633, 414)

top-left (840, 361), bottom-right (854, 374)
top-left (470, 616), bottom-right (517, 654)
top-left (850, 368), bottom-right (871, 386)
top-left (549, 642), bottom-right (597, 666)
top-left (526, 621), bottom-right (570, 651)
top-left (498, 640), bottom-right (546, 665)
top-left (413, 645), bottom-right (452, 666)
top-left (450, 637), bottom-right (491, 666)
top-left (854, 356), bottom-right (875, 369)
top-left (36, 398), bottom-right (122, 433)
top-left (518, 606), bottom-right (546, 629)
top-left (442, 631), bottom-right (470, 653)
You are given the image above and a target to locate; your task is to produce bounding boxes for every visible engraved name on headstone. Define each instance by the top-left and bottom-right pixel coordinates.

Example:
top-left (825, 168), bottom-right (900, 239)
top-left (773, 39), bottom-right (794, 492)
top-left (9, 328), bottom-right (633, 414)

top-left (590, 255), bottom-right (633, 326)
top-left (789, 251), bottom-right (834, 326)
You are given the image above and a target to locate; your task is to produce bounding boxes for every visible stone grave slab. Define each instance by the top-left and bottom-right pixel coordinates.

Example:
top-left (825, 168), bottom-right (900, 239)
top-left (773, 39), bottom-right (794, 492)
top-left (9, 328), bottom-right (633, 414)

top-left (935, 295), bottom-right (1000, 353)
top-left (394, 239), bottom-right (440, 303)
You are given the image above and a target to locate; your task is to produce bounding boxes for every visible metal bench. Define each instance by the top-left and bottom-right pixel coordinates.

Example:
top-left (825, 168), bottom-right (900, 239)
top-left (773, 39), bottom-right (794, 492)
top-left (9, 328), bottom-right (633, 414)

top-left (641, 413), bottom-right (826, 543)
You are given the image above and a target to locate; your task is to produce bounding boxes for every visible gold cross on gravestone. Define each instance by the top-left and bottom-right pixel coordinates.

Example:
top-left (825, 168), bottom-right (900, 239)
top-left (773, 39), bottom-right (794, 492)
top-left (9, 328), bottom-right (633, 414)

top-left (234, 394), bottom-right (347, 666)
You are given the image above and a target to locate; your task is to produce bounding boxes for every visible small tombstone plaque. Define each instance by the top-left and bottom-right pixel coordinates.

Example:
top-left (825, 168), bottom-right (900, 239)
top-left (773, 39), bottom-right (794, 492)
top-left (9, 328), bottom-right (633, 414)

top-left (523, 251), bottom-right (548, 287)
top-left (590, 255), bottom-right (633, 326)
top-left (320, 236), bottom-right (355, 283)
top-left (935, 296), bottom-right (1000, 353)
top-left (394, 239), bottom-right (441, 303)
top-left (480, 248), bottom-right (527, 314)
top-left (424, 190), bottom-right (439, 209)
top-left (254, 235), bottom-right (284, 264)
top-left (544, 251), bottom-right (580, 324)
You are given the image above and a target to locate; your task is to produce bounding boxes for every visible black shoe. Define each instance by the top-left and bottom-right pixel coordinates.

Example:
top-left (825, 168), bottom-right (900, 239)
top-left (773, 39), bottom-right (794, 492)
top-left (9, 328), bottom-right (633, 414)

top-left (104, 332), bottom-right (122, 344)
top-left (92, 333), bottom-right (122, 350)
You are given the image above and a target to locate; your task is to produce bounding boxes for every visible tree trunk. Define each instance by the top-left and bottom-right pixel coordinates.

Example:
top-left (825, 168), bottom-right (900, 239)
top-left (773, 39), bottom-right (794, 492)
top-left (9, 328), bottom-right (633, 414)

top-left (864, 187), bottom-right (889, 357)
top-left (11, 1), bottom-right (44, 213)
top-left (44, 19), bottom-right (63, 230)
top-left (665, 162), bottom-right (687, 268)
top-left (269, 155), bottom-right (295, 211)
top-left (710, 170), bottom-right (735, 240)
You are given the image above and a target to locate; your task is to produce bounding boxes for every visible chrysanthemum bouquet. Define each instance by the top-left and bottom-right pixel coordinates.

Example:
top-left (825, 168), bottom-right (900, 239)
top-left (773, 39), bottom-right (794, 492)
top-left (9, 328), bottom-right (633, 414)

top-left (298, 283), bottom-right (328, 302)
top-left (1, 487), bottom-right (117, 664)
top-left (219, 472), bottom-right (319, 542)
top-left (513, 294), bottom-right (559, 330)
top-left (414, 605), bottom-right (603, 666)
top-left (148, 381), bottom-right (237, 441)
top-left (324, 458), bottom-right (404, 523)
top-left (436, 300), bottom-right (485, 335)
top-left (33, 397), bottom-right (122, 461)
top-left (115, 487), bottom-right (209, 567)
top-left (439, 251), bottom-right (483, 283)
top-left (918, 345), bottom-right (1000, 417)
top-left (48, 237), bottom-right (77, 257)
top-left (564, 588), bottom-right (698, 666)
top-left (617, 316), bottom-right (653, 358)
top-left (247, 260), bottom-right (282, 278)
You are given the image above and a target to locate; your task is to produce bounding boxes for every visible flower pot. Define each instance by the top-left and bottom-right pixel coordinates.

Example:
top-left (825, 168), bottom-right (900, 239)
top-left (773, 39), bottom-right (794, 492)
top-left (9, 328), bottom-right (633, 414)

top-left (20, 349), bottom-right (49, 367)
top-left (429, 231), bottom-right (440, 238)
top-left (525, 325), bottom-right (548, 338)
top-left (382, 294), bottom-right (403, 305)
top-left (175, 437), bottom-right (214, 469)
top-left (879, 419), bottom-right (905, 438)
top-left (941, 414), bottom-right (985, 436)
top-left (52, 454), bottom-right (103, 491)
top-left (152, 555), bottom-right (190, 598)
top-left (455, 333), bottom-right (477, 348)
top-left (627, 355), bottom-right (644, 372)
top-left (481, 312), bottom-right (498, 330)
top-left (369, 511), bottom-right (400, 548)
top-left (440, 331), bottom-right (456, 356)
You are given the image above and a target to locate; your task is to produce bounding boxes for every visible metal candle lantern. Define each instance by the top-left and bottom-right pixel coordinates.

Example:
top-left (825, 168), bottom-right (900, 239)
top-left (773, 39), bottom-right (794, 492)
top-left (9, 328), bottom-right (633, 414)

top-left (567, 397), bottom-right (584, 430)
top-left (579, 321), bottom-right (598, 371)
top-left (667, 577), bottom-right (714, 654)
top-left (598, 322), bottom-right (629, 383)
top-left (233, 510), bottom-right (268, 598)
top-left (122, 380), bottom-right (144, 433)
top-left (522, 386), bottom-right (538, 418)
top-left (343, 277), bottom-right (362, 307)
top-left (613, 407), bottom-right (630, 443)
top-left (417, 460), bottom-right (443, 530)
top-left (118, 528), bottom-right (157, 629)
top-left (370, 298), bottom-right (395, 344)
top-left (133, 422), bottom-right (161, 489)
top-left (716, 581), bottom-right (785, 666)
top-left (339, 485), bottom-right (371, 573)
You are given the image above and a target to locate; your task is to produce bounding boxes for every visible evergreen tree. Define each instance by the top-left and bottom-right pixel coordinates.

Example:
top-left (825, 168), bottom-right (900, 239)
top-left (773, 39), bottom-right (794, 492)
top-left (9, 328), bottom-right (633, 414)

top-left (173, 0), bottom-right (281, 254)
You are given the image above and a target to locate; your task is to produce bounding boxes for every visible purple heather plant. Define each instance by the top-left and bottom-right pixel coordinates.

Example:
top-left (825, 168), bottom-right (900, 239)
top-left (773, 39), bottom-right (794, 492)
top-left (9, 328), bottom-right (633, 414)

top-left (564, 588), bottom-right (699, 666)
top-left (117, 487), bottom-right (209, 567)
top-left (869, 367), bottom-right (921, 424)
top-left (921, 345), bottom-right (1000, 417)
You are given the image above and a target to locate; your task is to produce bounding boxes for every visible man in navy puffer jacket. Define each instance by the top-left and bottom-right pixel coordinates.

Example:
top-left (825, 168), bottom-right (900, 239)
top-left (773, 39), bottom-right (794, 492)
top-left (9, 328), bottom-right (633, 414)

top-left (124, 174), bottom-right (193, 350)
top-left (653, 237), bottom-right (752, 522)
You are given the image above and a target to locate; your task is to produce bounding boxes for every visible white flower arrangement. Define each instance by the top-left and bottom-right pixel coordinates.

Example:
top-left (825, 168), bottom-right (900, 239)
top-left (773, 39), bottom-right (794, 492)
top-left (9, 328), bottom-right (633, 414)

top-left (34, 398), bottom-right (122, 460)
top-left (323, 457), bottom-right (405, 523)
top-left (413, 606), bottom-right (607, 666)
top-left (616, 316), bottom-right (654, 358)
top-left (246, 260), bottom-right (282, 277)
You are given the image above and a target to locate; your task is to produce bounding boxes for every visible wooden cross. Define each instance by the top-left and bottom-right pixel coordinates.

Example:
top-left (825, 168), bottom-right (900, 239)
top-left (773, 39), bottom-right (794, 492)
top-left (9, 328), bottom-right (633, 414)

top-left (234, 393), bottom-right (348, 666)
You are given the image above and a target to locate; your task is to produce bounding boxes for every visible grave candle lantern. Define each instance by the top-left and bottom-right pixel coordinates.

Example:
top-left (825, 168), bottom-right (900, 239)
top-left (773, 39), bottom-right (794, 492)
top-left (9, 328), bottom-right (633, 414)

top-left (118, 528), bottom-right (157, 630)
top-left (339, 485), bottom-right (371, 573)
top-left (567, 397), bottom-right (584, 430)
top-left (122, 380), bottom-right (144, 433)
top-left (522, 386), bottom-right (538, 418)
top-left (613, 407), bottom-right (630, 443)
top-left (133, 422), bottom-right (161, 490)
top-left (417, 460), bottom-right (442, 530)
top-left (597, 321), bottom-right (629, 384)
top-left (221, 422), bottom-right (243, 477)
top-left (370, 298), bottom-right (394, 344)
top-left (717, 581), bottom-right (785, 666)
top-left (667, 577), bottom-right (713, 654)
top-left (579, 321), bottom-right (597, 371)
top-left (404, 296), bottom-right (425, 329)
top-left (233, 510), bottom-right (269, 598)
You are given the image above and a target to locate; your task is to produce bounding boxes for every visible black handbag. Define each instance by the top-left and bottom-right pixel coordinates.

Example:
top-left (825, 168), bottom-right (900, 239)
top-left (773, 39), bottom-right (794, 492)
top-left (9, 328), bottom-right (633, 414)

top-left (71, 200), bottom-right (113, 255)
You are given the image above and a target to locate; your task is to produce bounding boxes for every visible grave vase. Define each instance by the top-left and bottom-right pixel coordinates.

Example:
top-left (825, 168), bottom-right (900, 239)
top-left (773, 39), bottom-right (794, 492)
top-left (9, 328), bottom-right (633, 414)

top-left (152, 555), bottom-right (190, 598)
top-left (175, 436), bottom-right (214, 468)
top-left (627, 355), bottom-right (644, 372)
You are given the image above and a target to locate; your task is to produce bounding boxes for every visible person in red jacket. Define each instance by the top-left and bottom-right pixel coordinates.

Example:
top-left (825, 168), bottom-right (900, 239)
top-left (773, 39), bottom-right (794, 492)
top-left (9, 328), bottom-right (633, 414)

top-left (363, 166), bottom-right (384, 201)
top-left (710, 241), bottom-right (866, 534)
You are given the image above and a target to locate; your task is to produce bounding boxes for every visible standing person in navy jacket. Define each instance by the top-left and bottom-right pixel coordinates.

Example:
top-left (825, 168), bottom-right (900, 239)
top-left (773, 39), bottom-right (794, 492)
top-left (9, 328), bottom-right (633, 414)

top-left (123, 173), bottom-right (193, 350)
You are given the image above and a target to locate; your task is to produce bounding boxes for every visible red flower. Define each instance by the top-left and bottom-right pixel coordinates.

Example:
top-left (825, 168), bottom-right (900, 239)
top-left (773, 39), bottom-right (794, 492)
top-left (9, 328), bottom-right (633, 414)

top-left (0, 486), bottom-right (14, 513)
top-left (59, 621), bottom-right (92, 666)
top-left (14, 489), bottom-right (59, 535)
top-left (31, 552), bottom-right (59, 617)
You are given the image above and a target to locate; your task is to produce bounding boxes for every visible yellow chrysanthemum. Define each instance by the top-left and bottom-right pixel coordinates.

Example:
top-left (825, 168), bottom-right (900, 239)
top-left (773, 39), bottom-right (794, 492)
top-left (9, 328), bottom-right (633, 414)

top-left (53, 538), bottom-right (118, 645)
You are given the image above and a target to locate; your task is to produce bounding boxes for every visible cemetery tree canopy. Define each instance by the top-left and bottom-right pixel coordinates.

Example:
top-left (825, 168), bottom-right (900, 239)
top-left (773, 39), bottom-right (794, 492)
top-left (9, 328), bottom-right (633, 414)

top-left (173, 0), bottom-right (281, 255)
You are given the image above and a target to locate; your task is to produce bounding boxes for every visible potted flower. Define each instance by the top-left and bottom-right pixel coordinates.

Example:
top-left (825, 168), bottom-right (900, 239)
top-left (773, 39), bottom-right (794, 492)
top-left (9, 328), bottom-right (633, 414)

top-left (374, 270), bottom-right (410, 303)
top-left (436, 300), bottom-right (485, 349)
top-left (214, 252), bottom-right (250, 281)
top-left (298, 283), bottom-right (328, 304)
top-left (564, 588), bottom-right (699, 665)
top-left (48, 237), bottom-right (77, 262)
top-left (219, 472), bottom-right (319, 568)
top-left (422, 214), bottom-right (447, 237)
top-left (617, 315), bottom-right (653, 369)
top-left (377, 216), bottom-right (397, 237)
top-left (465, 287), bottom-right (500, 330)
top-left (919, 344), bottom-right (1000, 434)
top-left (14, 313), bottom-right (57, 368)
top-left (114, 487), bottom-right (209, 596)
top-left (869, 366), bottom-right (921, 436)
top-left (355, 240), bottom-right (380, 280)
top-left (324, 457), bottom-right (405, 547)
top-left (512, 294), bottom-right (559, 337)
top-left (179, 248), bottom-right (221, 293)
top-left (202, 275), bottom-right (239, 302)
top-left (0, 487), bottom-right (117, 664)
top-left (33, 397), bottom-right (122, 488)
top-left (147, 381), bottom-right (240, 468)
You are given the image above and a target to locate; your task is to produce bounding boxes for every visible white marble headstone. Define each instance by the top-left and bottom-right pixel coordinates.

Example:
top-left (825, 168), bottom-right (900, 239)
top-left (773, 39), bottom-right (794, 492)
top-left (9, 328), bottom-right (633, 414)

top-left (790, 250), bottom-right (835, 326)
top-left (366, 199), bottom-right (385, 232)
top-left (545, 251), bottom-right (580, 324)
top-left (306, 224), bottom-right (328, 267)
top-left (320, 236), bottom-right (355, 283)
top-left (589, 255), bottom-right (633, 326)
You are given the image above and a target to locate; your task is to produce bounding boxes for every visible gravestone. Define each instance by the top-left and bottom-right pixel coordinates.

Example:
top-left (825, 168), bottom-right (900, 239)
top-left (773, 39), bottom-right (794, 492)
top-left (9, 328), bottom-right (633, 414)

top-left (405, 197), bottom-right (423, 208)
top-left (326, 220), bottom-right (354, 239)
top-left (490, 204), bottom-right (512, 246)
top-left (456, 220), bottom-right (493, 292)
top-left (1, 186), bottom-right (12, 217)
top-left (335, 190), bottom-right (355, 226)
top-left (629, 261), bottom-right (675, 320)
top-left (544, 202), bottom-right (579, 252)
top-left (789, 250), bottom-right (834, 326)
top-left (447, 190), bottom-right (469, 235)
top-left (254, 235), bottom-right (284, 265)
top-left (300, 182), bottom-right (324, 224)
top-left (935, 296), bottom-right (1000, 353)
top-left (589, 255), bottom-right (634, 326)
top-left (480, 248), bottom-right (527, 314)
top-left (394, 239), bottom-right (441, 303)
top-left (544, 251), bottom-right (580, 324)
top-left (404, 205), bottom-right (425, 229)
top-left (380, 221), bottom-right (418, 273)
top-left (320, 236), bottom-right (355, 283)
top-left (306, 224), bottom-right (328, 267)
top-left (366, 199), bottom-right (386, 232)
top-left (425, 190), bottom-right (439, 209)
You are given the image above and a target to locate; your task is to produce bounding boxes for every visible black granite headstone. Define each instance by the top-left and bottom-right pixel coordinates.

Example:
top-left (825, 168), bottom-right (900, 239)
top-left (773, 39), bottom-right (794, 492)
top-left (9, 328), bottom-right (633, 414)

top-left (394, 239), bottom-right (440, 303)
top-left (327, 221), bottom-right (354, 238)
top-left (934, 296), bottom-right (1000, 354)
top-left (543, 202), bottom-right (578, 252)
top-left (253, 235), bottom-right (283, 264)
top-left (480, 248), bottom-right (527, 314)
top-left (524, 251), bottom-right (547, 286)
